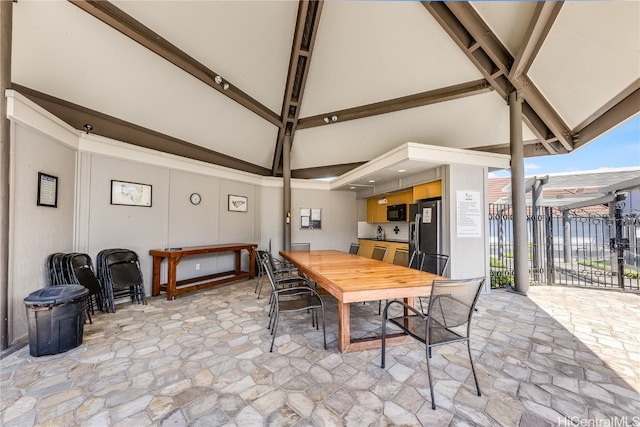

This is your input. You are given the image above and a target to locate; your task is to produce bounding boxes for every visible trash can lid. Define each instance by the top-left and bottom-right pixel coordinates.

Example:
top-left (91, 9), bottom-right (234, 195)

top-left (24, 285), bottom-right (89, 306)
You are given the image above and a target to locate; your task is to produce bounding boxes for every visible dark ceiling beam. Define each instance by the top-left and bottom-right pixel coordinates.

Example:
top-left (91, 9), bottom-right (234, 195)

top-left (14, 84), bottom-right (272, 176)
top-left (444, 2), bottom-right (574, 152)
top-left (573, 81), bottom-right (640, 149)
top-left (422, 1), bottom-right (574, 154)
top-left (296, 79), bottom-right (492, 130)
top-left (272, 0), bottom-right (323, 176)
top-left (291, 162), bottom-right (366, 180)
top-left (69, 0), bottom-right (281, 128)
top-left (509, 2), bottom-right (563, 81)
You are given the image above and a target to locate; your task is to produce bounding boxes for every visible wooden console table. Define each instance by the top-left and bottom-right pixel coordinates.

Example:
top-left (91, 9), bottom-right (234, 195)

top-left (150, 243), bottom-right (257, 300)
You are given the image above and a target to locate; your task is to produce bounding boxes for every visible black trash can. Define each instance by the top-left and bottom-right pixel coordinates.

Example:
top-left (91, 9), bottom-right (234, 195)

top-left (24, 285), bottom-right (89, 357)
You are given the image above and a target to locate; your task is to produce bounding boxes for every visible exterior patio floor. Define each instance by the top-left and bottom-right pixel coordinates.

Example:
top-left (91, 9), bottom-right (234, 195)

top-left (1, 279), bottom-right (639, 426)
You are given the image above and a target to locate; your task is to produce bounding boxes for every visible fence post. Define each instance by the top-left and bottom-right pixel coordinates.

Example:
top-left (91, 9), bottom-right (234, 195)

top-left (562, 210), bottom-right (571, 264)
top-left (614, 198), bottom-right (625, 290)
top-left (545, 207), bottom-right (555, 285)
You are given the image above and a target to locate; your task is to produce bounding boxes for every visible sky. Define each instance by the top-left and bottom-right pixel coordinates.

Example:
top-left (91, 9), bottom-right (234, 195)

top-left (489, 115), bottom-right (640, 178)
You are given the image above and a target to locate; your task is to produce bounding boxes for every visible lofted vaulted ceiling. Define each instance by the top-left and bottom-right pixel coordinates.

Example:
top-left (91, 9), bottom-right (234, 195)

top-left (10, 1), bottom-right (640, 181)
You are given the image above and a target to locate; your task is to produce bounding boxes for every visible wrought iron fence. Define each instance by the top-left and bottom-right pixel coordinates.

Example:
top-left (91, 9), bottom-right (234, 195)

top-left (488, 203), bottom-right (640, 291)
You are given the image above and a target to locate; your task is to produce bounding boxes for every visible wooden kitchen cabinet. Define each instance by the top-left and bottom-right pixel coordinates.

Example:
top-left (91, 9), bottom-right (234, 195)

top-left (413, 180), bottom-right (442, 201)
top-left (366, 189), bottom-right (413, 223)
top-left (366, 197), bottom-right (388, 223)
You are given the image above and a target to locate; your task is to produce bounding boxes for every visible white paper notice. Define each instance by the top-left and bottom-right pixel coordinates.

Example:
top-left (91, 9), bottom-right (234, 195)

top-left (456, 190), bottom-right (481, 238)
top-left (422, 207), bottom-right (432, 224)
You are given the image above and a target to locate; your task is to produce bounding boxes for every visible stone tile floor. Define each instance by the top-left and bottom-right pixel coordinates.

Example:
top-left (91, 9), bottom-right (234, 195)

top-left (1, 280), bottom-right (639, 426)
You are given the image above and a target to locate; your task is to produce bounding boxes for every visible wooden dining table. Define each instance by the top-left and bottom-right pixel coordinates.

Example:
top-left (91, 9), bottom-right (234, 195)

top-left (279, 249), bottom-right (443, 353)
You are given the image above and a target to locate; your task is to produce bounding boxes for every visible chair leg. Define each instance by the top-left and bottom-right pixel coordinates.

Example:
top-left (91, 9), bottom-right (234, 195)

top-left (380, 305), bottom-right (388, 368)
top-left (468, 340), bottom-right (482, 396)
top-left (426, 344), bottom-right (436, 410)
top-left (321, 305), bottom-right (326, 350)
top-left (270, 313), bottom-right (279, 352)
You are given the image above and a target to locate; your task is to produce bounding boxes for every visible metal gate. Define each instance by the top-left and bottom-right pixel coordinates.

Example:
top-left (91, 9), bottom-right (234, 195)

top-left (488, 203), bottom-right (640, 291)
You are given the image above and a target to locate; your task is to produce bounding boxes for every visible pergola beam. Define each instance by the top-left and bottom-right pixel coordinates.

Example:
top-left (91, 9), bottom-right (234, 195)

top-left (272, 0), bottom-right (323, 175)
top-left (297, 79), bottom-right (492, 130)
top-left (69, 0), bottom-right (281, 128)
top-left (509, 2), bottom-right (563, 81)
top-left (423, 1), bottom-right (574, 154)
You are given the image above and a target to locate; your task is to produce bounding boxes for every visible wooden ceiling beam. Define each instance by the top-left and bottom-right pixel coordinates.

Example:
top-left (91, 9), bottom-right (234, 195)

top-left (296, 79), bottom-right (492, 130)
top-left (272, 0), bottom-right (323, 176)
top-left (69, 0), bottom-right (281, 128)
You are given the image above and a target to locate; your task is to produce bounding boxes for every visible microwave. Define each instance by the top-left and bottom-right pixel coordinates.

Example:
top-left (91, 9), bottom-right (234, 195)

top-left (386, 204), bottom-right (407, 221)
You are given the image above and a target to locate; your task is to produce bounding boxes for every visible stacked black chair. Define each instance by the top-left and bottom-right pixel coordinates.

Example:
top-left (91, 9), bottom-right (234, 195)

top-left (67, 253), bottom-right (104, 319)
top-left (45, 252), bottom-right (102, 323)
top-left (96, 249), bottom-right (147, 313)
top-left (46, 252), bottom-right (67, 286)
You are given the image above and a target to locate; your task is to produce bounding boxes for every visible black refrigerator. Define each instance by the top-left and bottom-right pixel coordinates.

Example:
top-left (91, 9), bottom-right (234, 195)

top-left (408, 197), bottom-right (442, 269)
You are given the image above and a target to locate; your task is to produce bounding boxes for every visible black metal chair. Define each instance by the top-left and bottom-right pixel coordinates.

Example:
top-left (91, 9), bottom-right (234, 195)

top-left (371, 246), bottom-right (387, 261)
top-left (419, 253), bottom-right (450, 313)
top-left (262, 258), bottom-right (326, 352)
top-left (290, 242), bottom-right (310, 251)
top-left (254, 249), bottom-right (269, 297)
top-left (376, 248), bottom-right (411, 314)
top-left (349, 243), bottom-right (360, 255)
top-left (381, 277), bottom-right (485, 410)
top-left (393, 248), bottom-right (409, 267)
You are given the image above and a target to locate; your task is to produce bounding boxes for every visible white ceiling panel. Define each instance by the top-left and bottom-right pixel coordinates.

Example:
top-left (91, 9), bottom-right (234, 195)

top-left (472, 2), bottom-right (536, 57)
top-left (528, 1), bottom-right (640, 128)
top-left (13, 0), bottom-right (277, 169)
top-left (300, 1), bottom-right (482, 117)
top-left (292, 92), bottom-right (535, 170)
top-left (112, 1), bottom-right (298, 113)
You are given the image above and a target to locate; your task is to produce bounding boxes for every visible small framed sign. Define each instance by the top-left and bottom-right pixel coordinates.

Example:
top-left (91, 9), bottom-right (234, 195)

top-left (37, 172), bottom-right (58, 208)
top-left (228, 194), bottom-right (248, 212)
top-left (111, 180), bottom-right (152, 207)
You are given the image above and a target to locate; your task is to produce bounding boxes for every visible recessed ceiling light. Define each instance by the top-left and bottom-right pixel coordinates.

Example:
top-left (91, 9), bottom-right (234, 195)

top-left (398, 169), bottom-right (406, 173)
top-left (350, 186), bottom-right (356, 189)
top-left (368, 179), bottom-right (375, 183)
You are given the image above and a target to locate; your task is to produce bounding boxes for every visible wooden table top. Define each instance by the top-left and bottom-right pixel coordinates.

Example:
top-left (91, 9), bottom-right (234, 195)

top-left (150, 243), bottom-right (257, 257)
top-left (280, 250), bottom-right (441, 304)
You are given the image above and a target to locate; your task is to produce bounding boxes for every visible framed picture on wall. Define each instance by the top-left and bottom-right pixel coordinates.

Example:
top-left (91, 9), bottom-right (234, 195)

top-left (110, 180), bottom-right (152, 207)
top-left (37, 172), bottom-right (58, 208)
top-left (228, 194), bottom-right (248, 212)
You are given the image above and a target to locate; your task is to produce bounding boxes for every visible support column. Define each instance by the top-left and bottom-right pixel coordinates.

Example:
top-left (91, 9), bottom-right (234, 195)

top-left (509, 90), bottom-right (530, 295)
top-left (0, 0), bottom-right (12, 350)
top-left (283, 132), bottom-right (291, 251)
top-left (531, 176), bottom-right (547, 283)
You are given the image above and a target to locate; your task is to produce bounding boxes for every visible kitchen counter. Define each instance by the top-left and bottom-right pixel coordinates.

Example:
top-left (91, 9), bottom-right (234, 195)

top-left (359, 238), bottom-right (408, 244)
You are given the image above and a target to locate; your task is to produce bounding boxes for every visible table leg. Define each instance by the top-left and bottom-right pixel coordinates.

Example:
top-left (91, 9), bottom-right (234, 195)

top-left (167, 259), bottom-right (177, 300)
top-left (234, 250), bottom-right (241, 275)
top-left (152, 256), bottom-right (161, 296)
top-left (249, 248), bottom-right (256, 278)
top-left (337, 301), bottom-right (350, 352)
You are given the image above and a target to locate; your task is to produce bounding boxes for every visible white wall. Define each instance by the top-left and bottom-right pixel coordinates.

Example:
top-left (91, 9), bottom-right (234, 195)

top-left (443, 164), bottom-right (490, 286)
top-left (6, 92), bottom-right (358, 344)
top-left (9, 123), bottom-right (76, 341)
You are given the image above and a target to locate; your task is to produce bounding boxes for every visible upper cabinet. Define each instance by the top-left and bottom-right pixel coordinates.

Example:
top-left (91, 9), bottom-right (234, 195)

top-left (366, 181), bottom-right (442, 223)
top-left (413, 181), bottom-right (442, 201)
top-left (366, 197), bottom-right (387, 223)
